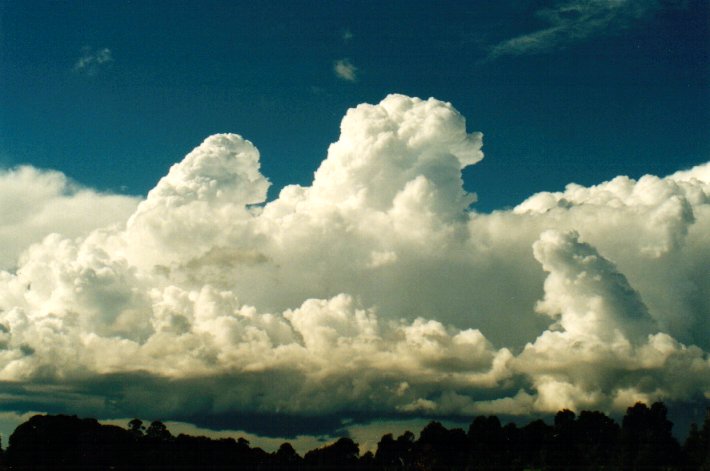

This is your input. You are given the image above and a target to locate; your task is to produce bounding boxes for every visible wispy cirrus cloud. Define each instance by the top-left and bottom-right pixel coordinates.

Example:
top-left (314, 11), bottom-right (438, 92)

top-left (488, 0), bottom-right (657, 59)
top-left (73, 46), bottom-right (113, 75)
top-left (334, 58), bottom-right (357, 81)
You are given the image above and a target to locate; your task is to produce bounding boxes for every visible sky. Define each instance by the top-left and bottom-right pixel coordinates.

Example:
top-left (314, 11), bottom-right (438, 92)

top-left (0, 0), bottom-right (709, 451)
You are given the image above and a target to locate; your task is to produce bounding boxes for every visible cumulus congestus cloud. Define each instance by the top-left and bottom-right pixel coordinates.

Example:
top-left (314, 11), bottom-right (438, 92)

top-left (0, 95), bottom-right (708, 436)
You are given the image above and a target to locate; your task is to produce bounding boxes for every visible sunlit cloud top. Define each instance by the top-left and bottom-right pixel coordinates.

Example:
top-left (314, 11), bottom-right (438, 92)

top-left (0, 95), bottom-right (707, 438)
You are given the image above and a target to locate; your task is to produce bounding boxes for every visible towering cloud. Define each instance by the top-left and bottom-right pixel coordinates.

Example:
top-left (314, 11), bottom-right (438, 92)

top-left (0, 95), bottom-right (707, 436)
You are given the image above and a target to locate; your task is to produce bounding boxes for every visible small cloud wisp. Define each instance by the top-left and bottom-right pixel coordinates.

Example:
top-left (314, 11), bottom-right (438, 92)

top-left (73, 47), bottom-right (113, 75)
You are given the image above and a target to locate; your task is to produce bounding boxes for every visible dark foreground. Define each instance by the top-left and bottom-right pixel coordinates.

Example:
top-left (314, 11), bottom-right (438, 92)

top-left (0, 402), bottom-right (708, 470)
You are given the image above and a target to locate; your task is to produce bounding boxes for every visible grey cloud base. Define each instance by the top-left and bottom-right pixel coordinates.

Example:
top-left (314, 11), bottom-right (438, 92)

top-left (0, 95), bottom-right (708, 436)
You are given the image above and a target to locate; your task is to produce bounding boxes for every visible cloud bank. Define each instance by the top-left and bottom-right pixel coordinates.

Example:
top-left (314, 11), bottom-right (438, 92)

top-left (0, 166), bottom-right (139, 270)
top-left (0, 95), bottom-right (707, 437)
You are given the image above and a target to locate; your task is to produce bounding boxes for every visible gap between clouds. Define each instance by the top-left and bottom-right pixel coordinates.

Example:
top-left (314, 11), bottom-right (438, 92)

top-left (0, 94), bottom-right (708, 437)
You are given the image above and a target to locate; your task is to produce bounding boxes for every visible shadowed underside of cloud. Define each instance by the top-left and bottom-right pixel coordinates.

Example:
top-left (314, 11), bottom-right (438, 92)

top-left (0, 94), bottom-right (708, 438)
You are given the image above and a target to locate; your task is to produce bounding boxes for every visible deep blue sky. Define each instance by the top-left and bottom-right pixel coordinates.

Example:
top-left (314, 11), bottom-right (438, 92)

top-left (1, 0), bottom-right (708, 211)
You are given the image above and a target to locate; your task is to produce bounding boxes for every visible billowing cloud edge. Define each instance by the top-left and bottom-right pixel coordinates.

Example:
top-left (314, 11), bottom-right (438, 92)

top-left (0, 165), bottom-right (140, 270)
top-left (0, 94), bottom-right (707, 438)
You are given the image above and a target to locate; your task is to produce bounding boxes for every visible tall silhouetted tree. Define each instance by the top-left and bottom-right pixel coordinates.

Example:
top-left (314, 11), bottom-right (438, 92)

top-left (146, 420), bottom-right (172, 441)
top-left (618, 402), bottom-right (682, 470)
top-left (359, 450), bottom-right (375, 470)
top-left (411, 421), bottom-right (468, 471)
top-left (273, 441), bottom-right (304, 469)
top-left (375, 433), bottom-right (400, 469)
top-left (374, 430), bottom-right (416, 470)
top-left (468, 415), bottom-right (508, 470)
top-left (684, 409), bottom-right (710, 471)
top-left (128, 418), bottom-right (145, 437)
top-left (575, 409), bottom-right (619, 469)
top-left (519, 418), bottom-right (553, 469)
top-left (548, 409), bottom-right (577, 469)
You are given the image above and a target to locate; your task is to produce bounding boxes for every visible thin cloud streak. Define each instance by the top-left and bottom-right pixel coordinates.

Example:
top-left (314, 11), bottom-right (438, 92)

top-left (487, 0), bottom-right (657, 59)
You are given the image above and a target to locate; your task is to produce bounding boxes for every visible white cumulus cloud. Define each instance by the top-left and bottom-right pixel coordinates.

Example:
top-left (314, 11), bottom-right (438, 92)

top-left (0, 94), bottom-right (707, 438)
top-left (0, 166), bottom-right (139, 270)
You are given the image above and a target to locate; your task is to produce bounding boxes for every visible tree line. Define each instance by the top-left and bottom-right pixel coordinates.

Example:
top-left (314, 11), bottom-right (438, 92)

top-left (0, 401), bottom-right (708, 470)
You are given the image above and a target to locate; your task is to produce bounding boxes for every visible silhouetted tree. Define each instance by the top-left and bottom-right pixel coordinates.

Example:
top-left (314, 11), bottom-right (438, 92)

top-left (410, 421), bottom-right (468, 471)
top-left (375, 431), bottom-right (419, 470)
top-left (128, 418), bottom-right (145, 437)
top-left (684, 410), bottom-right (710, 471)
top-left (500, 422), bottom-right (524, 471)
top-left (359, 450), bottom-right (376, 470)
top-left (548, 409), bottom-right (578, 469)
top-left (618, 401), bottom-right (682, 470)
top-left (304, 437), bottom-right (359, 469)
top-left (375, 433), bottom-right (400, 469)
top-left (146, 420), bottom-right (172, 441)
top-left (6, 414), bottom-right (135, 469)
top-left (519, 418), bottom-right (553, 469)
top-left (273, 442), bottom-right (304, 469)
top-left (467, 415), bottom-right (508, 470)
top-left (3, 403), bottom-right (702, 471)
top-left (575, 409), bottom-right (619, 469)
